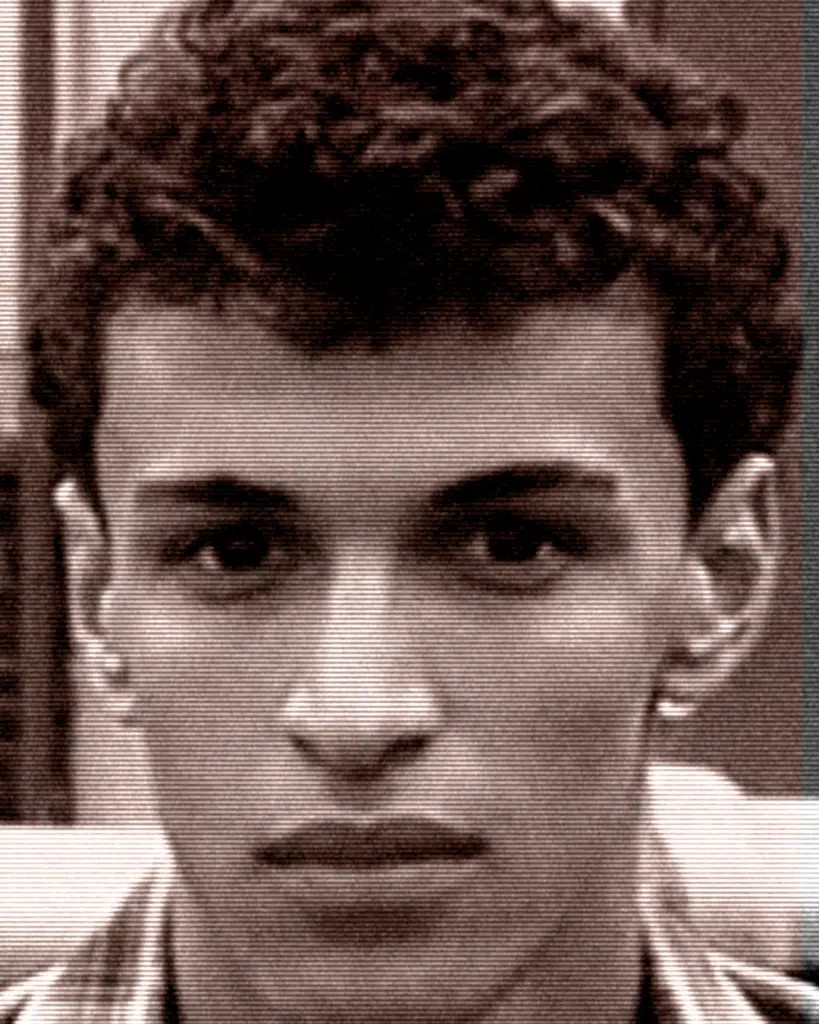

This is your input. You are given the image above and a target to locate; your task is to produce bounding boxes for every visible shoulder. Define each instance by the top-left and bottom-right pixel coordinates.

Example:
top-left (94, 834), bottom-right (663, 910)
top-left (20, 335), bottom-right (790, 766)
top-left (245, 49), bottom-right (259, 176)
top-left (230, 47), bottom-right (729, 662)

top-left (648, 762), bottom-right (815, 973)
top-left (646, 762), bottom-right (819, 1021)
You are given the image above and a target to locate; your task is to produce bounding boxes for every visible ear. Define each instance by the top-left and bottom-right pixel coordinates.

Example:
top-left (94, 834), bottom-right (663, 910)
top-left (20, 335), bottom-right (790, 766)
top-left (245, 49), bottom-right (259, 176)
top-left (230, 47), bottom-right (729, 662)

top-left (655, 454), bottom-right (781, 721)
top-left (54, 477), bottom-right (137, 727)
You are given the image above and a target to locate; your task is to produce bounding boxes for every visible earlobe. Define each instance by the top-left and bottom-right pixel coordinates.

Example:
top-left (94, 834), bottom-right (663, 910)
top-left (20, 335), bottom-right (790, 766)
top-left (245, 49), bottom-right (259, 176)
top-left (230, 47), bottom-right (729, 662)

top-left (655, 454), bottom-right (780, 722)
top-left (53, 478), bottom-right (137, 727)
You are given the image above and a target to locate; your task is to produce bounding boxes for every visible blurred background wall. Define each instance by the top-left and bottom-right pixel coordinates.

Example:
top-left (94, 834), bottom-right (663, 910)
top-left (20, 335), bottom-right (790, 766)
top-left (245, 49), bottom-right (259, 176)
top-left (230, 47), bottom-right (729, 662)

top-left (657, 0), bottom-right (803, 796)
top-left (0, 0), bottom-right (805, 824)
top-left (0, 3), bottom-right (22, 436)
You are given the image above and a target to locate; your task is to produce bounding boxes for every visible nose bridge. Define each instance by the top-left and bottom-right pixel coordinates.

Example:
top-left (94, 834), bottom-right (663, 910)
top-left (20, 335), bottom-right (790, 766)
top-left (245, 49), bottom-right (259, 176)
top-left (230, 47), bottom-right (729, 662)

top-left (283, 552), bottom-right (442, 773)
top-left (321, 554), bottom-right (397, 687)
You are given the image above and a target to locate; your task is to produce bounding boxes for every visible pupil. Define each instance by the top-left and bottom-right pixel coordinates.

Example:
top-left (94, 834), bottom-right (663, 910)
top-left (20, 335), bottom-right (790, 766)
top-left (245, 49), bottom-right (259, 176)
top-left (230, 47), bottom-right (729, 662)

top-left (218, 535), bottom-right (267, 570)
top-left (486, 526), bottom-right (543, 563)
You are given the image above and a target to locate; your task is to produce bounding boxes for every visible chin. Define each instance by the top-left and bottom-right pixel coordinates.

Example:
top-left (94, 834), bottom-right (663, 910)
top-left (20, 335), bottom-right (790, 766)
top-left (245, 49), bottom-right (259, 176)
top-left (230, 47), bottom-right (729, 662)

top-left (243, 950), bottom-right (496, 1024)
top-left (227, 898), bottom-right (559, 1024)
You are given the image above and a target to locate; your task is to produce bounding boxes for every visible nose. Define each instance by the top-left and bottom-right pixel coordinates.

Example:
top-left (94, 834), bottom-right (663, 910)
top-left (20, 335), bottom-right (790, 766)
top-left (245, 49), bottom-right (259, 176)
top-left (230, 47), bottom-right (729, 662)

top-left (281, 556), bottom-right (443, 781)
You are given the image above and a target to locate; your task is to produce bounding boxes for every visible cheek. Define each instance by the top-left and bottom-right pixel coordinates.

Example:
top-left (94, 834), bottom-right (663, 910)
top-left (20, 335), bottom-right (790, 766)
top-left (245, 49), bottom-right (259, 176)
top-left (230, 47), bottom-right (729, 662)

top-left (110, 587), bottom-right (287, 766)
top-left (428, 582), bottom-right (665, 743)
top-left (112, 594), bottom-right (293, 839)
top-left (421, 587), bottom-right (662, 882)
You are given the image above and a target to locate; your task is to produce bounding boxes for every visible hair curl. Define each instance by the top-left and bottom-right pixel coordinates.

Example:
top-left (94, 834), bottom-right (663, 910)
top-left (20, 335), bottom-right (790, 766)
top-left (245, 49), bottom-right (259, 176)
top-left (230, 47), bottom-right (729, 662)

top-left (30, 0), bottom-right (800, 516)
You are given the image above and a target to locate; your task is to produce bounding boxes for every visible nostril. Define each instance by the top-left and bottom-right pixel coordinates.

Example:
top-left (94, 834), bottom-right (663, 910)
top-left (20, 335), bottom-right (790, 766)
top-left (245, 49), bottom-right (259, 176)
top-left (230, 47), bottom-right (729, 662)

top-left (289, 733), bottom-right (316, 760)
top-left (286, 726), bottom-right (433, 779)
top-left (388, 733), bottom-right (428, 763)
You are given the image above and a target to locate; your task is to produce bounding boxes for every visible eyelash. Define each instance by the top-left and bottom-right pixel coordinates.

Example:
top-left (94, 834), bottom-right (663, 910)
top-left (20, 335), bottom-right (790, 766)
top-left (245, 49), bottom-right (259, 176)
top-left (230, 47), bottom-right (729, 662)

top-left (433, 512), bottom-right (588, 590)
top-left (165, 522), bottom-right (297, 572)
top-left (443, 512), bottom-right (587, 552)
top-left (160, 513), bottom-right (588, 599)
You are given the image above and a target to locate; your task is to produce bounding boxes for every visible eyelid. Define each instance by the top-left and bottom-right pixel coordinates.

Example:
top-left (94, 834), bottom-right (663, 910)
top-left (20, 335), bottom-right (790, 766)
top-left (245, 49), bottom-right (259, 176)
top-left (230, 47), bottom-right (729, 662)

top-left (151, 519), bottom-right (309, 605)
top-left (160, 516), bottom-right (298, 563)
top-left (427, 508), bottom-right (589, 550)
top-left (447, 521), bottom-right (574, 591)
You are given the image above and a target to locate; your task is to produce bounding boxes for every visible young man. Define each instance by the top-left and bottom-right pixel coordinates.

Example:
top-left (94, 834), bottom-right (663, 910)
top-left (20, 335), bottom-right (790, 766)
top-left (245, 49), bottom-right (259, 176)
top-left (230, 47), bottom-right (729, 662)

top-left (2, 0), bottom-right (813, 1020)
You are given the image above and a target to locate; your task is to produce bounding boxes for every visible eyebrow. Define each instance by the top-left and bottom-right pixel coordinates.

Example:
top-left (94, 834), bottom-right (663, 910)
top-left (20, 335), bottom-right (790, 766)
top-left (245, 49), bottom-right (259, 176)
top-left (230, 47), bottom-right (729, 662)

top-left (427, 463), bottom-right (619, 510)
top-left (134, 477), bottom-right (296, 513)
top-left (133, 463), bottom-right (619, 516)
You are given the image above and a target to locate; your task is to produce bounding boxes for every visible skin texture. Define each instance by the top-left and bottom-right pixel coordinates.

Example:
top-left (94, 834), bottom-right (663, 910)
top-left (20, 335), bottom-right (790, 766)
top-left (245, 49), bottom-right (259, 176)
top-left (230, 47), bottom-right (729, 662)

top-left (62, 277), bottom-right (777, 1024)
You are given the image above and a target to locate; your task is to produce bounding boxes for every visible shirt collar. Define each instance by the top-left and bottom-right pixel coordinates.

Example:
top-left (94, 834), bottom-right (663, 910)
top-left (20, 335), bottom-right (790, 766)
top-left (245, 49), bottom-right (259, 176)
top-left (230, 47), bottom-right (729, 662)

top-left (11, 862), bottom-right (172, 1024)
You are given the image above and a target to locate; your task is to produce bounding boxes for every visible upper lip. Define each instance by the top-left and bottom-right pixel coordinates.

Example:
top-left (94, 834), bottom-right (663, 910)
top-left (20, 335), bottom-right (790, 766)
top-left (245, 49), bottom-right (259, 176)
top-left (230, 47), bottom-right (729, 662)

top-left (258, 817), bottom-right (486, 869)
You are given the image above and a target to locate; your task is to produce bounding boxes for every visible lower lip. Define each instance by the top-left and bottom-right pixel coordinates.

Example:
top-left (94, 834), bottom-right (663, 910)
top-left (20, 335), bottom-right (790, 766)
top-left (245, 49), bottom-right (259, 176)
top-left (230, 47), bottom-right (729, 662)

top-left (265, 857), bottom-right (483, 909)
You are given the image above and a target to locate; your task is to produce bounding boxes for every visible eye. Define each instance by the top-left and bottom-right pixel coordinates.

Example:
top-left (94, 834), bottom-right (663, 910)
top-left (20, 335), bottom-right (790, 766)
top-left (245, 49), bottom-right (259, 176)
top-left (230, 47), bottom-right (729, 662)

top-left (444, 513), bottom-right (586, 592)
top-left (192, 527), bottom-right (276, 573)
top-left (474, 519), bottom-right (553, 563)
top-left (168, 522), bottom-right (299, 599)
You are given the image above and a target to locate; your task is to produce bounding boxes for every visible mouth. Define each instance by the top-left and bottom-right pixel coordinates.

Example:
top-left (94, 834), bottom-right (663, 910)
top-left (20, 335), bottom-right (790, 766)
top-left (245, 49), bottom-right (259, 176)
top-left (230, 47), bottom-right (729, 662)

top-left (258, 817), bottom-right (486, 871)
top-left (254, 817), bottom-right (486, 910)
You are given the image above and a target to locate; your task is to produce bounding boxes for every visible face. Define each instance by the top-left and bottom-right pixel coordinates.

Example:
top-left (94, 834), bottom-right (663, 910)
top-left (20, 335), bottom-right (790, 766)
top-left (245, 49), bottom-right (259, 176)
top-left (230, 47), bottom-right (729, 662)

top-left (89, 281), bottom-right (692, 1023)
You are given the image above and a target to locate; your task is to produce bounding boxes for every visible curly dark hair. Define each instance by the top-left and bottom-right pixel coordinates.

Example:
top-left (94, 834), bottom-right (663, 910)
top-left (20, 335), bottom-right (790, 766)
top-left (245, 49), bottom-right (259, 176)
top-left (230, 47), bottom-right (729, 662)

top-left (30, 0), bottom-right (799, 517)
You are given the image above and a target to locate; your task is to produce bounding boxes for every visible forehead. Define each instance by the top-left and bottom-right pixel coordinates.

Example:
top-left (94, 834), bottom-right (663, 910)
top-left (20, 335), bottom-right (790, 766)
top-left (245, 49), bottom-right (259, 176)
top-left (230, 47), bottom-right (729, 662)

top-left (96, 280), bottom-right (681, 503)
